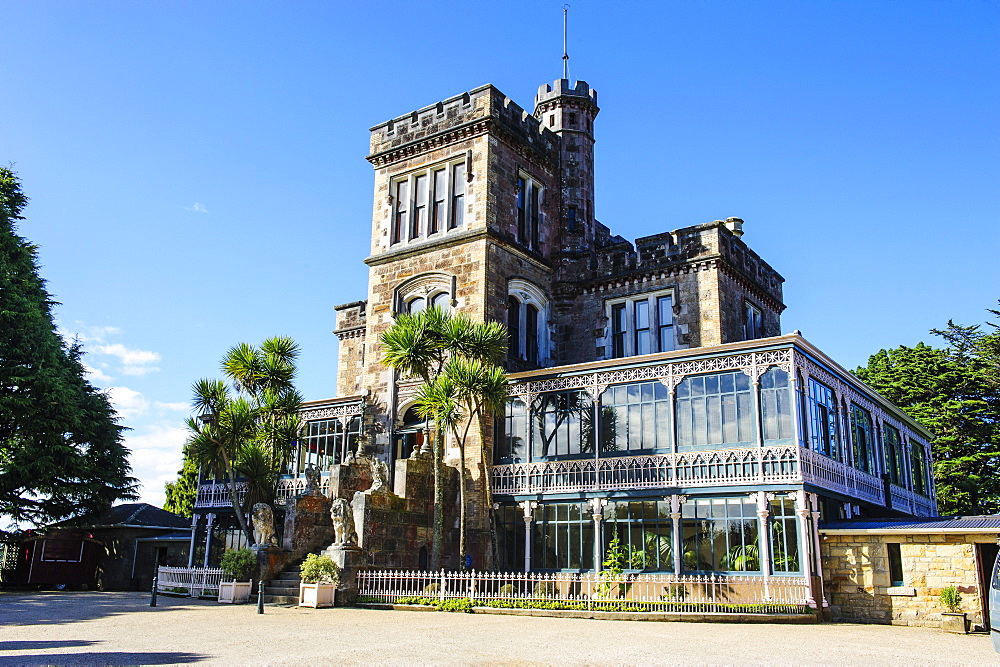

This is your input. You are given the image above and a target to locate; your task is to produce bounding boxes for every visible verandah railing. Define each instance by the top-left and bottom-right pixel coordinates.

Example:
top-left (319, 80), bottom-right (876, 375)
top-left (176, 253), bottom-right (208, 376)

top-left (195, 476), bottom-right (333, 508)
top-left (357, 569), bottom-right (812, 614)
top-left (156, 566), bottom-right (224, 597)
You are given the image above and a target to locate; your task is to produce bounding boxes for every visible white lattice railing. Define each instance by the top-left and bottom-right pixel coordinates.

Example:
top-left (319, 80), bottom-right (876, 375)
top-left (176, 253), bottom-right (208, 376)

top-left (156, 566), bottom-right (224, 597)
top-left (195, 477), bottom-right (332, 508)
top-left (797, 447), bottom-right (885, 505)
top-left (194, 482), bottom-right (247, 508)
top-left (274, 476), bottom-right (331, 500)
top-left (492, 446), bottom-right (801, 495)
top-left (357, 570), bottom-right (812, 614)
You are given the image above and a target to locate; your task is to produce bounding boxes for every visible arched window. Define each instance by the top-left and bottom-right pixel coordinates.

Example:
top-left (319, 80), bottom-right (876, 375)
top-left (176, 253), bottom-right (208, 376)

top-left (507, 279), bottom-right (548, 366)
top-left (396, 272), bottom-right (454, 315)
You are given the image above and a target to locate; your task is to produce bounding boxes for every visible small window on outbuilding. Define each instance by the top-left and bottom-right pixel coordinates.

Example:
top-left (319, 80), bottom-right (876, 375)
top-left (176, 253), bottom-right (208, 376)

top-left (887, 542), bottom-right (904, 587)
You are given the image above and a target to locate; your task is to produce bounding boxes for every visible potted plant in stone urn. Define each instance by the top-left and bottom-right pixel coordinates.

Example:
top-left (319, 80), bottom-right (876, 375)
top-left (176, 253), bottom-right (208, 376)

top-left (299, 553), bottom-right (340, 608)
top-left (939, 585), bottom-right (967, 634)
top-left (218, 548), bottom-right (255, 604)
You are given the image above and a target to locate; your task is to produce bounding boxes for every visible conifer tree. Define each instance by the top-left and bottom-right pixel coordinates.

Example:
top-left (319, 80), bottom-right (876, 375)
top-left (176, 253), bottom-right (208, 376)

top-left (855, 311), bottom-right (1000, 515)
top-left (0, 167), bottom-right (137, 531)
top-left (163, 447), bottom-right (199, 518)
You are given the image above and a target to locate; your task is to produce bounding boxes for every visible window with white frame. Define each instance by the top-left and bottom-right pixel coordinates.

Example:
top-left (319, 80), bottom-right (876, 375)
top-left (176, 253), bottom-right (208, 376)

top-left (405, 290), bottom-right (451, 314)
top-left (391, 159), bottom-right (466, 245)
top-left (516, 173), bottom-right (542, 250)
top-left (606, 291), bottom-right (675, 359)
top-left (744, 302), bottom-right (763, 340)
top-left (507, 279), bottom-right (547, 365)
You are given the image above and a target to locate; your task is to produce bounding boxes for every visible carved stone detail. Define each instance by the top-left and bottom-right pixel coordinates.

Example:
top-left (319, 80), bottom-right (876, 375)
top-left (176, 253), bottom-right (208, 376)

top-left (330, 497), bottom-right (358, 546)
top-left (251, 503), bottom-right (278, 547)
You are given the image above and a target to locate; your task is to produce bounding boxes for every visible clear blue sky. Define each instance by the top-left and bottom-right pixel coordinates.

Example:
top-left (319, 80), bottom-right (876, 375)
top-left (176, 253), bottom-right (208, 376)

top-left (2, 0), bottom-right (997, 511)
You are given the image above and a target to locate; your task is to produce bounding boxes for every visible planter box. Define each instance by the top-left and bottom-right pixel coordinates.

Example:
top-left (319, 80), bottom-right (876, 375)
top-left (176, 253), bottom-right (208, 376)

top-left (299, 582), bottom-right (336, 608)
top-left (218, 581), bottom-right (252, 604)
top-left (941, 612), bottom-right (968, 634)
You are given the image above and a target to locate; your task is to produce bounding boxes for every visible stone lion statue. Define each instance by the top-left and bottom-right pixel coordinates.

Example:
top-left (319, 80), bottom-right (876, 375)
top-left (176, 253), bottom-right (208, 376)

top-left (330, 497), bottom-right (357, 546)
top-left (252, 503), bottom-right (278, 547)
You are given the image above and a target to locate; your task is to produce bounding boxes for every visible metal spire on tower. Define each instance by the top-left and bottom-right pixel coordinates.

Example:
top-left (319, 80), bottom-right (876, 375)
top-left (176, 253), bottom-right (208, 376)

top-left (562, 4), bottom-right (570, 81)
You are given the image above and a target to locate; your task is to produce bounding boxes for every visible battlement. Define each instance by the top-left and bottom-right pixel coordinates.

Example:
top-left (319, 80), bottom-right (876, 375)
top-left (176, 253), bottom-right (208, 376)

top-left (368, 84), bottom-right (558, 164)
top-left (534, 79), bottom-right (598, 108)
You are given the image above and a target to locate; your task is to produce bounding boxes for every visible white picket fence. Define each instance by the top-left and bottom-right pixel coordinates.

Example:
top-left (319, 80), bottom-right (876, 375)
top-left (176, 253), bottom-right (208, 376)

top-left (357, 569), bottom-right (812, 614)
top-left (156, 566), bottom-right (225, 598)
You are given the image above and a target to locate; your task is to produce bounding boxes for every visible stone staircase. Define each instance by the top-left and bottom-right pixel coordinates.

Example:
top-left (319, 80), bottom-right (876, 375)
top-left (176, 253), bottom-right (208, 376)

top-left (262, 562), bottom-right (303, 605)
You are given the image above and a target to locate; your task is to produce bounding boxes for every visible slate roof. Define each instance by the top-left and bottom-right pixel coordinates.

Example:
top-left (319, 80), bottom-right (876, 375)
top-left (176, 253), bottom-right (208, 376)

top-left (54, 503), bottom-right (191, 530)
top-left (820, 515), bottom-right (1000, 532)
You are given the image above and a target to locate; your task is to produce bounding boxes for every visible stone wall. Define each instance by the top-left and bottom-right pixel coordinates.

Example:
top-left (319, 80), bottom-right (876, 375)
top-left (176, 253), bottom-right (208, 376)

top-left (821, 532), bottom-right (995, 627)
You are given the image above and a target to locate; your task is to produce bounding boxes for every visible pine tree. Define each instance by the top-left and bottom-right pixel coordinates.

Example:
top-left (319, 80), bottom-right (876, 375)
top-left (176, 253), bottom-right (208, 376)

top-left (0, 167), bottom-right (137, 531)
top-left (856, 323), bottom-right (1000, 515)
top-left (163, 447), bottom-right (199, 518)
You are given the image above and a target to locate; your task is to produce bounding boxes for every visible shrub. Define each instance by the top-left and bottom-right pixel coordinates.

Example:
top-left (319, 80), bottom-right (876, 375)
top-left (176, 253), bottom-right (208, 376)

top-left (220, 548), bottom-right (257, 581)
top-left (532, 581), bottom-right (558, 598)
top-left (940, 585), bottom-right (962, 613)
top-left (300, 554), bottom-right (340, 584)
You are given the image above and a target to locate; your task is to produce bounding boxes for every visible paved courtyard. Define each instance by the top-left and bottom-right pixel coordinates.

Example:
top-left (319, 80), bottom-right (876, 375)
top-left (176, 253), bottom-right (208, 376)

top-left (0, 592), bottom-right (996, 665)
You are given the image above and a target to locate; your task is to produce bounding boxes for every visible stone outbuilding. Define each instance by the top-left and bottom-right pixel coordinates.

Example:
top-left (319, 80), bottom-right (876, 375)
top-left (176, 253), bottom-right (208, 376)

top-left (820, 516), bottom-right (1000, 628)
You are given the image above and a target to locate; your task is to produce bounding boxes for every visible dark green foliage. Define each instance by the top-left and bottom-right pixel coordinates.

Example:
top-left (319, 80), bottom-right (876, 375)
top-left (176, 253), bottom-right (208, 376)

top-left (219, 547), bottom-right (257, 581)
top-left (163, 447), bottom-right (198, 518)
top-left (855, 309), bottom-right (1000, 515)
top-left (0, 168), bottom-right (137, 532)
top-left (382, 596), bottom-right (810, 614)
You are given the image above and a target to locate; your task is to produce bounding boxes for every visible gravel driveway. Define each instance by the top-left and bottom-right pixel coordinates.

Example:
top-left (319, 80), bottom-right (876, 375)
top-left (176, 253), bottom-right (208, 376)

top-left (0, 592), bottom-right (996, 665)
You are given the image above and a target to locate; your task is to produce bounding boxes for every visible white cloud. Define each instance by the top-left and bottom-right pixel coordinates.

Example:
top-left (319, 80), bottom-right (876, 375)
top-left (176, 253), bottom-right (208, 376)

top-left (97, 343), bottom-right (161, 366)
top-left (184, 202), bottom-right (208, 213)
top-left (121, 364), bottom-right (161, 376)
top-left (83, 363), bottom-right (113, 383)
top-left (156, 401), bottom-right (189, 412)
top-left (108, 386), bottom-right (149, 420)
top-left (124, 424), bottom-right (189, 509)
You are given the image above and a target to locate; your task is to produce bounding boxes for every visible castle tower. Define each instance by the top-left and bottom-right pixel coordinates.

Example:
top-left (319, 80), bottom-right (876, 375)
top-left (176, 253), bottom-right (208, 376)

top-left (533, 80), bottom-right (599, 254)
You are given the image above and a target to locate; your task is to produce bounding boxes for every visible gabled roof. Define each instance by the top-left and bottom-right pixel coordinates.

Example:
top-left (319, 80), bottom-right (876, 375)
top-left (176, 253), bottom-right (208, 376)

top-left (820, 515), bottom-right (1000, 534)
top-left (54, 503), bottom-right (191, 530)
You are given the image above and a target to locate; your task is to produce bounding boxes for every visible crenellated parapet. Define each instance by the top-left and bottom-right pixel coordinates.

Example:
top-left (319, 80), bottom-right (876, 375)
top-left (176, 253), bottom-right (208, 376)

top-left (367, 85), bottom-right (559, 170)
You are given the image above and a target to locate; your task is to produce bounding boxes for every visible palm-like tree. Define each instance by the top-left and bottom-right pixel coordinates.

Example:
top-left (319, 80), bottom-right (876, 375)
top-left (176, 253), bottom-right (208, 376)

top-left (186, 381), bottom-right (256, 543)
top-left (382, 307), bottom-right (507, 568)
top-left (186, 337), bottom-right (304, 545)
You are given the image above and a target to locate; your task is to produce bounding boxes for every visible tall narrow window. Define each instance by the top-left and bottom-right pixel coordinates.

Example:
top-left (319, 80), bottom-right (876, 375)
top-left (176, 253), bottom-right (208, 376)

top-left (634, 300), bottom-right (650, 355)
top-left (525, 304), bottom-right (539, 365)
top-left (431, 168), bottom-right (446, 234)
top-left (807, 378), bottom-right (839, 459)
top-left (887, 543), bottom-right (904, 587)
top-left (516, 177), bottom-right (527, 242)
top-left (393, 180), bottom-right (409, 244)
top-left (611, 304), bottom-right (626, 359)
top-left (530, 184), bottom-right (541, 249)
top-left (450, 163), bottom-right (465, 228)
top-left (745, 302), bottom-right (763, 340)
top-left (911, 440), bottom-right (928, 495)
top-left (507, 296), bottom-right (520, 360)
top-left (657, 296), bottom-right (674, 352)
top-left (761, 367), bottom-right (793, 442)
top-left (850, 404), bottom-right (875, 474)
top-left (883, 424), bottom-right (904, 486)
top-left (411, 173), bottom-right (427, 239)
top-left (566, 206), bottom-right (577, 231)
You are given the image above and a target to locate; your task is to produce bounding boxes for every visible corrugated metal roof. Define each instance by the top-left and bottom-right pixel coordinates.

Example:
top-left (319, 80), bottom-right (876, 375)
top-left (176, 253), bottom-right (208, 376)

top-left (820, 515), bottom-right (1000, 532)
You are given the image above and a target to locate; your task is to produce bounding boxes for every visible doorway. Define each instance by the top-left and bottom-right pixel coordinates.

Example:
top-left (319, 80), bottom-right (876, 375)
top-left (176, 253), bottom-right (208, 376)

top-left (977, 542), bottom-right (999, 626)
